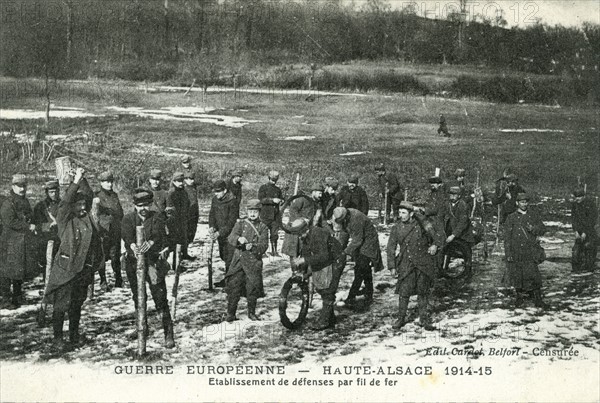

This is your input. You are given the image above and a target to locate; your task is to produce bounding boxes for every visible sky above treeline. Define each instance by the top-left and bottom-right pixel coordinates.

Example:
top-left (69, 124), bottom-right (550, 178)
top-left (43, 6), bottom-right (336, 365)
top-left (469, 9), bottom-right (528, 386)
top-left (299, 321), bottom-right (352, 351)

top-left (347, 0), bottom-right (600, 27)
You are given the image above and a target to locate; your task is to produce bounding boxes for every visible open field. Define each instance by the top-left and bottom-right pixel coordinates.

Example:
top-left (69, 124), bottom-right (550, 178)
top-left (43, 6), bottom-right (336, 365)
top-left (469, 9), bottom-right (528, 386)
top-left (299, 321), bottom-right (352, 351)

top-left (1, 76), bottom-right (598, 206)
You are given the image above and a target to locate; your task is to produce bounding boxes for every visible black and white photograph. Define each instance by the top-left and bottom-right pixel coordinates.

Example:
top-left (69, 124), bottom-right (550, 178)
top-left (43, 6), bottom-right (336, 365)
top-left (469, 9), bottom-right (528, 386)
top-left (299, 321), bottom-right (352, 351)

top-left (0, 0), bottom-right (598, 401)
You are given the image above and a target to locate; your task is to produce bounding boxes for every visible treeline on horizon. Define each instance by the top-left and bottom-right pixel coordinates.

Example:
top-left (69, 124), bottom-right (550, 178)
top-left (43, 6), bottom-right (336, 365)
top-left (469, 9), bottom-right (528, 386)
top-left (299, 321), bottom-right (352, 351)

top-left (1, 0), bottom-right (599, 105)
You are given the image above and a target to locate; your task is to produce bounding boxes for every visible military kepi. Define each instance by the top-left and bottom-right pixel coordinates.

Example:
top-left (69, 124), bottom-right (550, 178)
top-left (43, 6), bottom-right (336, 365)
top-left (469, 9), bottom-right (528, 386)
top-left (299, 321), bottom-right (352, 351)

top-left (212, 180), bottom-right (226, 192)
top-left (133, 188), bottom-right (153, 205)
top-left (247, 199), bottom-right (262, 210)
top-left (11, 174), bottom-right (27, 186)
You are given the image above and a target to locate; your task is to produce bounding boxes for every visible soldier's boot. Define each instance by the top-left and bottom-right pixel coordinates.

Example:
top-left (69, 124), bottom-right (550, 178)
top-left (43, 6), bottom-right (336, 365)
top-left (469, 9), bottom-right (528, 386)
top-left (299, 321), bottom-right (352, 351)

top-left (226, 296), bottom-right (239, 323)
top-left (68, 307), bottom-right (82, 346)
top-left (162, 310), bottom-right (175, 349)
top-left (11, 281), bottom-right (23, 307)
top-left (532, 289), bottom-right (548, 309)
top-left (247, 299), bottom-right (260, 321)
top-left (312, 297), bottom-right (335, 330)
top-left (52, 310), bottom-right (67, 350)
top-left (393, 297), bottom-right (409, 330)
top-left (418, 295), bottom-right (435, 330)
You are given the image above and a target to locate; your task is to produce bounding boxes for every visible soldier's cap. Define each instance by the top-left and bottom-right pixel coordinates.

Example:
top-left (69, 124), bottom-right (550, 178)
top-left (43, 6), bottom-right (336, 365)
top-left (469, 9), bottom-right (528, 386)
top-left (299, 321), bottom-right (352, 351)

top-left (347, 174), bottom-right (359, 184)
top-left (212, 180), bottom-right (227, 192)
top-left (516, 192), bottom-right (529, 201)
top-left (184, 170), bottom-right (195, 179)
top-left (11, 174), bottom-right (27, 186)
top-left (172, 172), bottom-right (185, 182)
top-left (324, 177), bottom-right (339, 189)
top-left (572, 188), bottom-right (585, 198)
top-left (287, 218), bottom-right (310, 234)
top-left (133, 188), bottom-right (153, 205)
top-left (455, 168), bottom-right (466, 177)
top-left (449, 186), bottom-right (462, 195)
top-left (181, 155), bottom-right (191, 163)
top-left (231, 169), bottom-right (243, 178)
top-left (149, 169), bottom-right (162, 180)
top-left (506, 173), bottom-right (518, 181)
top-left (44, 179), bottom-right (59, 190)
top-left (98, 171), bottom-right (115, 182)
top-left (375, 163), bottom-right (386, 172)
top-left (311, 184), bottom-right (324, 192)
top-left (333, 207), bottom-right (348, 222)
top-left (246, 199), bottom-right (261, 210)
top-left (268, 170), bottom-right (279, 179)
top-left (398, 201), bottom-right (414, 211)
top-left (428, 176), bottom-right (443, 184)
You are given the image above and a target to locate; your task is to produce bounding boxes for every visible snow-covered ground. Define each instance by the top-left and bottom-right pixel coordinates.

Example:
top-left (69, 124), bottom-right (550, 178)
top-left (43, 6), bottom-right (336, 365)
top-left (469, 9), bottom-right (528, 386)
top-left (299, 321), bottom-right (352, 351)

top-left (1, 212), bottom-right (598, 402)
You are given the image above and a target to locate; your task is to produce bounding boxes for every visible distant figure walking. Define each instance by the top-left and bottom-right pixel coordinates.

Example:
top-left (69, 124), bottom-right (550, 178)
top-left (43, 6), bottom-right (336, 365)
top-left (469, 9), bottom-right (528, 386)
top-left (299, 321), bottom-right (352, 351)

top-left (437, 114), bottom-right (451, 137)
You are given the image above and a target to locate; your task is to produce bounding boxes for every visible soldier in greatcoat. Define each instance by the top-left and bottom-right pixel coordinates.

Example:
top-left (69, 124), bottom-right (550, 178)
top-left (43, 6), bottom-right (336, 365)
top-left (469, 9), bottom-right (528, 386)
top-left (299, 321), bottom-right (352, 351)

top-left (225, 199), bottom-right (268, 322)
top-left (571, 188), bottom-right (598, 272)
top-left (44, 168), bottom-right (102, 349)
top-left (33, 179), bottom-right (62, 280)
top-left (322, 177), bottom-right (340, 222)
top-left (227, 169), bottom-right (243, 214)
top-left (183, 170), bottom-right (199, 260)
top-left (0, 174), bottom-right (38, 308)
top-left (442, 186), bottom-right (475, 277)
top-left (166, 172), bottom-right (190, 254)
top-left (387, 201), bottom-right (443, 330)
top-left (375, 163), bottom-right (403, 223)
top-left (95, 171), bottom-right (124, 289)
top-left (338, 175), bottom-right (369, 215)
top-left (121, 188), bottom-right (174, 348)
top-left (503, 193), bottom-right (547, 308)
top-left (209, 180), bottom-right (239, 287)
top-left (290, 218), bottom-right (346, 330)
top-left (148, 169), bottom-right (168, 219)
top-left (258, 171), bottom-right (283, 256)
top-left (332, 207), bottom-right (383, 306)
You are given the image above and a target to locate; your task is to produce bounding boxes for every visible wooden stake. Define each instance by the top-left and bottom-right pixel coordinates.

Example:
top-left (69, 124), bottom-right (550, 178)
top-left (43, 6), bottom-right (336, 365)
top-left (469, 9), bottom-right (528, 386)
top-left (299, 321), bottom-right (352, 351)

top-left (207, 239), bottom-right (214, 291)
top-left (293, 173), bottom-right (300, 196)
top-left (136, 226), bottom-right (147, 357)
top-left (170, 244), bottom-right (182, 319)
top-left (383, 183), bottom-right (389, 225)
top-left (37, 240), bottom-right (54, 327)
top-left (435, 167), bottom-right (440, 177)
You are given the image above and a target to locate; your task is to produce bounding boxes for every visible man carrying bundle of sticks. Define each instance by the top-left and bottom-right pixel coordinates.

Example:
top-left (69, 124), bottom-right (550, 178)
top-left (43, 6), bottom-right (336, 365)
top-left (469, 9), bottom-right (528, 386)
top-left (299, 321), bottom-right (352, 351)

top-left (121, 188), bottom-right (174, 348)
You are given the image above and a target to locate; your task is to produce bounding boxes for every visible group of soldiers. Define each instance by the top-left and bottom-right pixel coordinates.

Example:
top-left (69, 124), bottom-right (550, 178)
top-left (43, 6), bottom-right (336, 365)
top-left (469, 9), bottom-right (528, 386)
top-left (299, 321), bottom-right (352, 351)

top-left (0, 157), bottom-right (597, 350)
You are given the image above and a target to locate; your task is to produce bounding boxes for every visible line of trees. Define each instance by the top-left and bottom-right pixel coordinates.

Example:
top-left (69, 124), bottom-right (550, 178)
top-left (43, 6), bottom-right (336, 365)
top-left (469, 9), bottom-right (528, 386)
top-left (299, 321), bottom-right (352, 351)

top-left (1, 0), bottom-right (598, 82)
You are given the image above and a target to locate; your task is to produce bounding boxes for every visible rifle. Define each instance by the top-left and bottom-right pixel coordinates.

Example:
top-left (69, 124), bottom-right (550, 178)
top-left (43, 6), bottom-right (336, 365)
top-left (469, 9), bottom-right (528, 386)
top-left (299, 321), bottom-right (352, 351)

top-left (170, 244), bottom-right (182, 320)
top-left (36, 240), bottom-right (54, 327)
top-left (136, 226), bottom-right (147, 357)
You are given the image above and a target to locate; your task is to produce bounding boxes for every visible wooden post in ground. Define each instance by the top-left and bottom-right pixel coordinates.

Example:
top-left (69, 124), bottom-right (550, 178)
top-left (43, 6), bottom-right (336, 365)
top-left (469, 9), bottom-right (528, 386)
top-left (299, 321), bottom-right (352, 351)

top-left (170, 244), bottom-right (182, 320)
top-left (383, 183), bottom-right (389, 225)
top-left (207, 240), bottom-right (214, 291)
top-left (293, 173), bottom-right (300, 196)
top-left (136, 226), bottom-right (147, 357)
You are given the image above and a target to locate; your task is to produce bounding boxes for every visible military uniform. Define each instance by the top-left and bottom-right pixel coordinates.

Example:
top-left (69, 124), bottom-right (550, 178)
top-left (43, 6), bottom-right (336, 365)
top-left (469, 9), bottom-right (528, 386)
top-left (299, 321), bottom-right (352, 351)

top-left (208, 185), bottom-right (239, 272)
top-left (387, 206), bottom-right (443, 329)
top-left (281, 195), bottom-right (318, 258)
top-left (184, 173), bottom-right (199, 249)
top-left (44, 177), bottom-right (102, 346)
top-left (571, 192), bottom-right (598, 272)
top-left (95, 172), bottom-right (124, 288)
top-left (443, 191), bottom-right (475, 275)
top-left (338, 184), bottom-right (369, 216)
top-left (227, 172), bottom-right (243, 214)
top-left (258, 180), bottom-right (283, 246)
top-left (225, 203), bottom-right (269, 321)
top-left (121, 189), bottom-right (174, 348)
top-left (376, 167), bottom-right (403, 221)
top-left (334, 207), bottom-right (382, 304)
top-left (492, 175), bottom-right (525, 224)
top-left (0, 176), bottom-right (38, 306)
top-left (32, 181), bottom-right (62, 278)
top-left (166, 173), bottom-right (190, 250)
top-left (503, 197), bottom-right (546, 305)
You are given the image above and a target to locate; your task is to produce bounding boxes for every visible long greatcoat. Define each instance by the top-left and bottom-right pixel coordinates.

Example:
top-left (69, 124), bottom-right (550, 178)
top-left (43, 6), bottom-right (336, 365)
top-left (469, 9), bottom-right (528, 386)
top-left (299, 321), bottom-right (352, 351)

top-left (503, 209), bottom-right (546, 291)
top-left (444, 199), bottom-right (475, 243)
top-left (44, 180), bottom-right (103, 303)
top-left (226, 218), bottom-right (269, 299)
top-left (343, 208), bottom-right (380, 261)
top-left (166, 186), bottom-right (190, 245)
top-left (387, 217), bottom-right (444, 284)
top-left (258, 182), bottom-right (282, 224)
top-left (338, 185), bottom-right (369, 216)
top-left (0, 192), bottom-right (38, 280)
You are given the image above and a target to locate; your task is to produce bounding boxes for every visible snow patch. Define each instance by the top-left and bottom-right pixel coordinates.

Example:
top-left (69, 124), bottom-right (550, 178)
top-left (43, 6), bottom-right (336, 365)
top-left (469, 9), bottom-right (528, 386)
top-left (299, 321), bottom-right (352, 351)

top-left (279, 136), bottom-right (315, 141)
top-left (543, 221), bottom-right (572, 229)
top-left (339, 151), bottom-right (372, 156)
top-left (499, 129), bottom-right (565, 133)
top-left (0, 108), bottom-right (98, 120)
